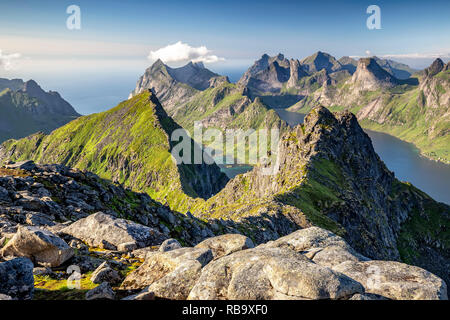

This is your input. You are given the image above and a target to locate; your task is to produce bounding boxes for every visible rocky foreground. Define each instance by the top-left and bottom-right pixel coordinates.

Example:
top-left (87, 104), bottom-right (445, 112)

top-left (0, 163), bottom-right (447, 300)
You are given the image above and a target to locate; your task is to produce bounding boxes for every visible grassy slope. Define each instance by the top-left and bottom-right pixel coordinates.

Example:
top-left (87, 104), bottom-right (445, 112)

top-left (0, 92), bottom-right (207, 212)
top-left (173, 82), bottom-right (286, 164)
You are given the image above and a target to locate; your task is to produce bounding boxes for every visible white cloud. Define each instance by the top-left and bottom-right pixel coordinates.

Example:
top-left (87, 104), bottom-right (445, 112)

top-left (0, 50), bottom-right (21, 70)
top-left (365, 50), bottom-right (372, 56)
top-left (148, 41), bottom-right (225, 64)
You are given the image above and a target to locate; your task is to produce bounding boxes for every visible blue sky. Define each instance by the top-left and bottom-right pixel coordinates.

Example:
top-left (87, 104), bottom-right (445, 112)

top-left (1, 0), bottom-right (449, 64)
top-left (1, 0), bottom-right (449, 113)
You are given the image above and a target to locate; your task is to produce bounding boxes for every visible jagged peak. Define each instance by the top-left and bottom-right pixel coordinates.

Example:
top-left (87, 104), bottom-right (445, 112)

top-left (424, 58), bottom-right (445, 77)
top-left (351, 58), bottom-right (398, 89)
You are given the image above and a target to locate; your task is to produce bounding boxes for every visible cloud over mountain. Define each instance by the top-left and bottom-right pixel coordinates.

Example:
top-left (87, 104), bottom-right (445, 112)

top-left (0, 50), bottom-right (21, 70)
top-left (148, 41), bottom-right (224, 64)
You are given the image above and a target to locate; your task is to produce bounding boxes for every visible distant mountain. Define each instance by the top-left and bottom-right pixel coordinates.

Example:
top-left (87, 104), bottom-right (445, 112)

top-left (237, 52), bottom-right (352, 107)
top-left (0, 79), bottom-right (80, 143)
top-left (350, 58), bottom-right (399, 90)
top-left (300, 51), bottom-right (342, 74)
top-left (129, 59), bottom-right (219, 114)
top-left (289, 58), bottom-right (449, 163)
top-left (237, 53), bottom-right (299, 95)
top-left (0, 91), bottom-right (229, 211)
top-left (338, 56), bottom-right (417, 79)
top-left (373, 57), bottom-right (418, 80)
top-left (198, 106), bottom-right (450, 284)
top-left (130, 60), bottom-right (287, 163)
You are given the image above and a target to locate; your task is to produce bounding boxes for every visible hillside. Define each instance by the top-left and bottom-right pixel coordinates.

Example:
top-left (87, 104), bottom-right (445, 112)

top-left (0, 163), bottom-right (446, 300)
top-left (0, 91), bottom-right (229, 211)
top-left (0, 79), bottom-right (80, 143)
top-left (196, 106), bottom-right (450, 284)
top-left (289, 58), bottom-right (450, 163)
top-left (130, 60), bottom-right (288, 163)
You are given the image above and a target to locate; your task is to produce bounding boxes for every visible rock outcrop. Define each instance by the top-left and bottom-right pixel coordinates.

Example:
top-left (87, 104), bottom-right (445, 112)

top-left (60, 212), bottom-right (167, 251)
top-left (199, 106), bottom-right (450, 284)
top-left (0, 257), bottom-right (34, 300)
top-left (121, 227), bottom-right (447, 301)
top-left (1, 226), bottom-right (73, 267)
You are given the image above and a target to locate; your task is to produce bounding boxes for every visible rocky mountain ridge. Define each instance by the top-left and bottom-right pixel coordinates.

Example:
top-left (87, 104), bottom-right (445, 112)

top-left (0, 162), bottom-right (447, 300)
top-left (0, 91), bottom-right (229, 211)
top-left (197, 106), bottom-right (450, 284)
top-left (290, 58), bottom-right (449, 163)
top-left (0, 78), bottom-right (80, 143)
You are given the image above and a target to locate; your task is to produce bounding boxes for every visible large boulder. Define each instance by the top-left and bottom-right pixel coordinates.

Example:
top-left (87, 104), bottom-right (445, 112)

top-left (188, 247), bottom-right (364, 300)
top-left (85, 282), bottom-right (115, 300)
top-left (90, 262), bottom-right (122, 284)
top-left (60, 212), bottom-right (167, 250)
top-left (159, 238), bottom-right (182, 252)
top-left (122, 247), bottom-right (213, 299)
top-left (195, 234), bottom-right (254, 259)
top-left (263, 226), bottom-right (352, 253)
top-left (1, 226), bottom-right (73, 267)
top-left (263, 227), bottom-right (369, 268)
top-left (333, 260), bottom-right (448, 300)
top-left (0, 257), bottom-right (34, 300)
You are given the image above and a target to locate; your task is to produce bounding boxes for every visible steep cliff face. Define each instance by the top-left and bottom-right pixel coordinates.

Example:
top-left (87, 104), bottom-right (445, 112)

top-left (199, 106), bottom-right (450, 283)
top-left (0, 91), bottom-right (229, 210)
top-left (0, 79), bottom-right (80, 143)
top-left (350, 58), bottom-right (399, 91)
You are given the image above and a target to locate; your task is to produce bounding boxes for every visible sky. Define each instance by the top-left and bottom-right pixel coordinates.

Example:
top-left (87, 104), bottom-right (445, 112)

top-left (1, 0), bottom-right (449, 114)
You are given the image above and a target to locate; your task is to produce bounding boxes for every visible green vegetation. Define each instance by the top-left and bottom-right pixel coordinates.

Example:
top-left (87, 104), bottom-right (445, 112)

top-left (33, 273), bottom-right (98, 300)
top-left (0, 91), bottom-right (217, 213)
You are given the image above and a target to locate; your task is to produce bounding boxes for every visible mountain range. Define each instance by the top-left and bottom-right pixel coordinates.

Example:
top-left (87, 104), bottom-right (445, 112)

top-left (0, 79), bottom-right (80, 143)
top-left (129, 59), bottom-right (288, 163)
top-left (0, 51), bottom-right (449, 299)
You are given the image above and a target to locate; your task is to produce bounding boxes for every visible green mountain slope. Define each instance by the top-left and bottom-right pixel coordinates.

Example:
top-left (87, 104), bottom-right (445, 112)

top-left (0, 91), bottom-right (229, 211)
top-left (196, 106), bottom-right (450, 284)
top-left (130, 60), bottom-right (288, 164)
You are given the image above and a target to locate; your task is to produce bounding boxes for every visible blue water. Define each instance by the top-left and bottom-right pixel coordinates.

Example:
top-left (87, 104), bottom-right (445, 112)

top-left (274, 109), bottom-right (450, 205)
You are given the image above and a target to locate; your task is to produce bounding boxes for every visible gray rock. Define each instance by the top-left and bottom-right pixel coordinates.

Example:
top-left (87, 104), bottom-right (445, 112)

top-left (0, 293), bottom-right (13, 300)
top-left (25, 212), bottom-right (56, 227)
top-left (1, 226), bottom-right (74, 267)
top-left (33, 267), bottom-right (54, 277)
top-left (122, 247), bottom-right (213, 296)
top-left (60, 212), bottom-right (167, 249)
top-left (188, 247), bottom-right (363, 300)
top-left (264, 227), bottom-right (351, 253)
top-left (349, 293), bottom-right (389, 300)
top-left (5, 160), bottom-right (36, 171)
top-left (122, 290), bottom-right (155, 300)
top-left (0, 257), bottom-right (34, 300)
top-left (159, 238), bottom-right (182, 252)
top-left (117, 242), bottom-right (138, 252)
top-left (0, 186), bottom-right (10, 202)
top-left (90, 262), bottom-right (121, 284)
top-left (333, 260), bottom-right (448, 300)
top-left (195, 233), bottom-right (254, 259)
top-left (310, 245), bottom-right (368, 268)
top-left (85, 282), bottom-right (115, 300)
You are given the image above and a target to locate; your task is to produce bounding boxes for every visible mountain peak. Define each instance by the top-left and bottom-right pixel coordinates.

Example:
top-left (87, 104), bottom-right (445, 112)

top-left (351, 58), bottom-right (398, 90)
top-left (424, 58), bottom-right (445, 77)
top-left (22, 79), bottom-right (43, 94)
top-left (301, 51), bottom-right (341, 73)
